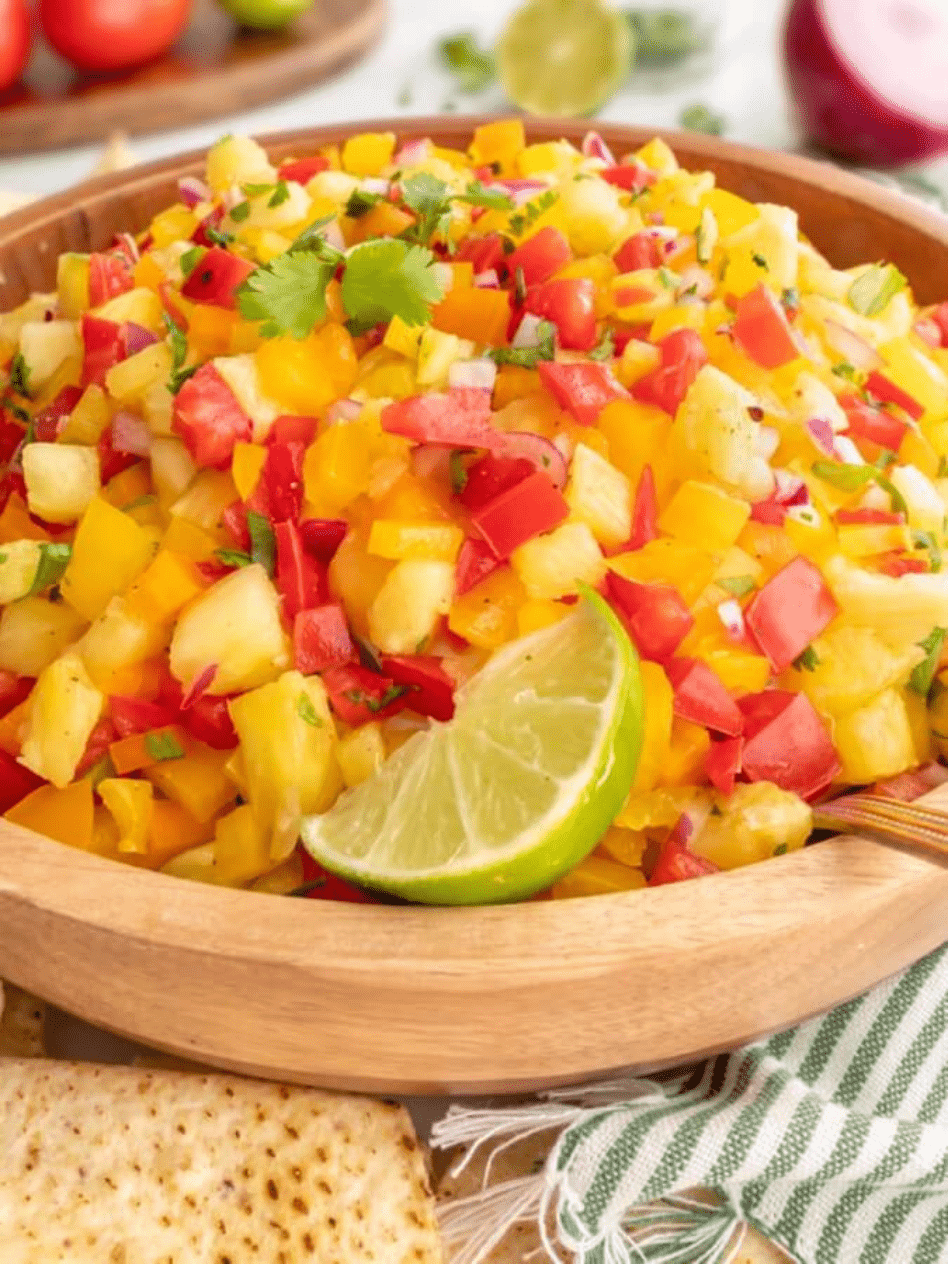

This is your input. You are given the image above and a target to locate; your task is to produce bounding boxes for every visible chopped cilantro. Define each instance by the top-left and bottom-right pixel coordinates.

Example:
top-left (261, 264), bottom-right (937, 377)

top-left (679, 102), bottom-right (725, 136)
top-left (657, 266), bottom-right (678, 289)
top-left (204, 226), bottom-right (234, 248)
top-left (718, 574), bottom-right (755, 598)
top-left (439, 32), bottom-right (495, 93)
top-left (811, 460), bottom-right (875, 493)
top-left (246, 511), bottom-right (276, 577)
top-left (832, 361), bottom-right (857, 380)
top-left (345, 188), bottom-right (383, 218)
top-left (848, 264), bottom-right (907, 317)
top-left (297, 692), bottom-right (323, 727)
top-left (289, 214), bottom-right (342, 254)
top-left (450, 450), bottom-right (469, 494)
top-left (399, 172), bottom-right (453, 245)
top-left (268, 181), bottom-right (291, 208)
top-left (238, 252), bottom-right (336, 339)
top-left (342, 239), bottom-right (446, 330)
top-left (508, 190), bottom-right (558, 237)
top-left (488, 319), bottom-right (557, 367)
top-left (781, 287), bottom-right (800, 312)
top-left (588, 329), bottom-right (616, 361)
top-left (229, 200), bottom-right (251, 223)
top-left (24, 544), bottom-right (67, 596)
top-left (874, 473), bottom-right (907, 515)
top-left (939, 456), bottom-right (948, 478)
top-left (9, 353), bottom-right (30, 397)
top-left (180, 246), bottom-right (203, 277)
top-left (145, 730), bottom-right (185, 762)
top-left (910, 627), bottom-right (947, 695)
top-left (793, 646), bottom-right (820, 671)
top-left (215, 548), bottom-right (253, 569)
top-left (774, 842), bottom-right (788, 856)
top-left (914, 530), bottom-right (943, 573)
top-left (242, 182), bottom-right (274, 196)
top-left (751, 252), bottom-right (769, 270)
top-left (455, 181), bottom-right (514, 211)
top-left (163, 312), bottom-right (197, 394)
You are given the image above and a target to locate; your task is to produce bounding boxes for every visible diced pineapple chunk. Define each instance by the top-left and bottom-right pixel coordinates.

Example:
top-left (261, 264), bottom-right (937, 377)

top-left (889, 465), bottom-right (946, 534)
top-left (511, 522), bottom-right (605, 599)
top-left (0, 597), bottom-right (86, 677)
top-left (211, 804), bottom-right (272, 886)
top-left (18, 321), bottom-right (81, 393)
top-left (558, 175), bottom-right (627, 256)
top-left (22, 443), bottom-right (100, 524)
top-left (19, 651), bottom-right (104, 787)
top-left (0, 293), bottom-right (55, 359)
top-left (206, 134), bottom-right (276, 192)
top-left (788, 370), bottom-right (848, 432)
top-left (659, 480), bottom-right (750, 553)
top-left (77, 597), bottom-right (169, 693)
top-left (105, 343), bottom-right (171, 405)
top-left (834, 688), bottom-right (917, 783)
top-left (95, 288), bottom-right (163, 333)
top-left (416, 328), bottom-right (475, 387)
top-left (56, 254), bottom-right (90, 318)
top-left (150, 437), bottom-right (196, 507)
top-left (61, 497), bottom-right (156, 622)
top-left (213, 354), bottom-right (279, 442)
top-left (59, 384), bottom-right (112, 445)
top-left (337, 722), bottom-right (387, 788)
top-left (721, 203), bottom-right (798, 296)
top-left (99, 778), bottom-right (153, 854)
top-left (169, 468), bottom-right (236, 532)
top-left (368, 559), bottom-right (455, 654)
top-left (825, 556), bottom-right (948, 645)
top-left (691, 782), bottom-right (812, 870)
top-left (565, 444), bottom-right (631, 548)
top-left (0, 540), bottom-right (42, 604)
top-left (244, 181), bottom-right (310, 231)
top-left (676, 365), bottom-right (773, 500)
top-left (229, 670), bottom-right (340, 859)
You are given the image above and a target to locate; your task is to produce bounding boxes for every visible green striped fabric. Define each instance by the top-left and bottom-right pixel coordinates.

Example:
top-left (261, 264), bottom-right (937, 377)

top-left (434, 943), bottom-right (948, 1263)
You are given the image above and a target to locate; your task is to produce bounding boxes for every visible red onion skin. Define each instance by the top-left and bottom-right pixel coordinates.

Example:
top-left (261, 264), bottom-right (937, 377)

top-left (784, 0), bottom-right (948, 167)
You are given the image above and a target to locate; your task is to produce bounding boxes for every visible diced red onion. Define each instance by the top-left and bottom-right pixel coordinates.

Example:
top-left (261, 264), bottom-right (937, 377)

top-left (448, 358), bottom-right (498, 392)
top-left (178, 176), bottom-right (211, 208)
top-left (774, 469), bottom-right (810, 507)
top-left (111, 411), bottom-right (151, 456)
top-left (823, 318), bottom-right (883, 370)
top-left (319, 219), bottom-right (346, 252)
top-left (474, 269), bottom-right (500, 289)
top-left (754, 425), bottom-right (780, 460)
top-left (123, 323), bottom-right (159, 355)
top-left (325, 398), bottom-right (362, 425)
top-left (495, 431), bottom-right (568, 489)
top-left (394, 139), bottom-right (430, 166)
top-left (116, 233), bottom-right (139, 263)
top-left (806, 417), bottom-right (837, 457)
top-left (915, 317), bottom-right (942, 348)
top-left (512, 313), bottom-right (547, 349)
top-left (494, 179), bottom-right (552, 206)
top-left (581, 131), bottom-right (615, 164)
top-left (717, 599), bottom-right (745, 641)
top-left (359, 177), bottom-right (390, 195)
top-left (833, 434), bottom-right (865, 465)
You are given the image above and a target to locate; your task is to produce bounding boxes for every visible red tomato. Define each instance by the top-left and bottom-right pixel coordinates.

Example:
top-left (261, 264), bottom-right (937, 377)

top-left (262, 440), bottom-right (305, 524)
top-left (278, 156), bottom-right (330, 184)
top-left (731, 284), bottom-right (800, 369)
top-left (88, 252), bottom-right (134, 307)
top-left (299, 517), bottom-right (348, 566)
top-left (835, 507), bottom-right (904, 525)
top-left (525, 278), bottom-right (597, 351)
top-left (191, 204), bottom-right (227, 248)
top-left (75, 716), bottom-right (119, 777)
top-left (32, 386), bottom-right (83, 442)
top-left (628, 464), bottom-right (658, 550)
top-left (744, 556), bottom-right (839, 673)
top-left (749, 496), bottom-right (787, 526)
top-left (0, 749), bottom-right (43, 815)
top-left (739, 690), bottom-right (840, 800)
top-left (222, 500), bottom-right (251, 551)
top-left (0, 0), bottom-right (30, 92)
top-left (173, 364), bottom-right (252, 469)
top-left (97, 422), bottom-right (140, 484)
top-left (39, 0), bottom-right (190, 73)
top-left (80, 314), bottom-right (125, 388)
top-left (380, 654), bottom-right (456, 722)
top-left (470, 470), bottom-right (569, 560)
top-left (267, 414), bottom-right (319, 447)
top-left (381, 388), bottom-right (502, 449)
top-left (181, 247), bottom-right (255, 310)
top-left (840, 393), bottom-right (909, 452)
top-left (604, 573), bottom-right (693, 663)
top-left (458, 454), bottom-right (533, 512)
top-left (455, 537), bottom-right (502, 595)
top-left (705, 735), bottom-right (743, 796)
top-left (878, 551), bottom-right (929, 577)
top-left (866, 370), bottom-right (924, 421)
top-left (612, 231), bottom-right (663, 272)
top-left (537, 361), bottom-right (627, 425)
top-left (274, 520), bottom-right (326, 620)
top-left (648, 816), bottom-right (718, 885)
top-left (507, 227), bottom-right (572, 287)
top-left (322, 664), bottom-right (410, 726)
top-left (454, 232), bottom-right (508, 277)
top-left (0, 413), bottom-right (25, 465)
top-left (183, 696), bottom-right (238, 750)
top-left (932, 302), bottom-right (948, 348)
top-left (664, 657), bottom-right (743, 736)
top-left (0, 671), bottom-right (32, 718)
top-left (110, 696), bottom-right (178, 739)
top-left (297, 849), bottom-right (377, 903)
top-left (600, 163), bottom-right (655, 193)
top-left (293, 605), bottom-right (355, 675)
top-left (631, 328), bottom-right (707, 416)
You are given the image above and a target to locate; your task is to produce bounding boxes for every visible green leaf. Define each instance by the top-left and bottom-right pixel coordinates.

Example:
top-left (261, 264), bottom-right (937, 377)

top-left (910, 626), bottom-right (947, 695)
top-left (679, 102), bottom-right (725, 136)
top-left (718, 574), bottom-right (756, 598)
top-left (588, 329), bottom-right (616, 361)
top-left (781, 287), bottom-right (800, 312)
top-left (145, 730), bottom-right (185, 762)
top-left (238, 252), bottom-right (334, 339)
top-left (793, 645), bottom-right (820, 671)
top-left (215, 548), bottom-right (253, 569)
top-left (939, 456), bottom-right (948, 478)
top-left (230, 200), bottom-right (251, 223)
top-left (204, 226), bottom-right (234, 248)
top-left (341, 239), bottom-right (446, 330)
top-left (832, 361), bottom-right (857, 381)
top-left (268, 181), bottom-right (290, 209)
top-left (289, 214), bottom-right (343, 255)
top-left (27, 542), bottom-right (71, 595)
top-left (297, 692), bottom-right (324, 727)
top-left (455, 181), bottom-right (514, 211)
top-left (345, 188), bottom-right (383, 218)
top-left (449, 450), bottom-right (468, 494)
top-left (163, 311), bottom-right (197, 394)
top-left (439, 32), bottom-right (495, 93)
top-left (811, 460), bottom-right (875, 493)
top-left (246, 510), bottom-right (276, 576)
top-left (874, 473), bottom-right (908, 515)
top-left (488, 320), bottom-right (556, 367)
top-left (242, 182), bottom-right (274, 196)
top-left (180, 246), bottom-right (203, 277)
top-left (848, 264), bottom-right (907, 317)
top-left (914, 529), bottom-right (943, 573)
top-left (399, 173), bottom-right (452, 245)
top-left (9, 353), bottom-right (30, 398)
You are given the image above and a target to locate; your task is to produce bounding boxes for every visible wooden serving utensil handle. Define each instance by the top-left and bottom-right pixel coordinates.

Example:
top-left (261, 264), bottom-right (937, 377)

top-left (815, 792), bottom-right (948, 862)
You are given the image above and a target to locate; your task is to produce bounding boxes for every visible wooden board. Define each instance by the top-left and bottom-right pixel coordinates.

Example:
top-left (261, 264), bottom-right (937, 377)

top-left (0, 0), bottom-right (386, 157)
top-left (3, 120), bottom-right (948, 1096)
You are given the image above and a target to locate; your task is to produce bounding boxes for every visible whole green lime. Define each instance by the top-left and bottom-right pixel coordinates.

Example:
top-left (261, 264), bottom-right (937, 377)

top-left (218, 0), bottom-right (313, 30)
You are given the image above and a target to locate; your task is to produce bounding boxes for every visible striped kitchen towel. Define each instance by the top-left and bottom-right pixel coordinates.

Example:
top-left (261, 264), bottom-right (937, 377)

top-left (434, 941), bottom-right (948, 1264)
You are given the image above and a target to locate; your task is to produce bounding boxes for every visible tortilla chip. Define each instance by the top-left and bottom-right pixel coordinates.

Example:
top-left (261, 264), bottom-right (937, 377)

top-left (438, 1131), bottom-right (791, 1263)
top-left (0, 982), bottom-right (45, 1057)
top-left (0, 1058), bottom-right (442, 1263)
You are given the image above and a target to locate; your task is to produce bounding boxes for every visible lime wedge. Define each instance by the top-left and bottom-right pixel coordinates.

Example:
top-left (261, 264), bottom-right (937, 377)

top-left (496, 0), bottom-right (632, 118)
top-left (301, 592), bottom-right (642, 905)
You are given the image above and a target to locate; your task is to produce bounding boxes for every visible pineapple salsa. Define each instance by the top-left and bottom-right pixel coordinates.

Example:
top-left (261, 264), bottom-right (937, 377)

top-left (2, 120), bottom-right (948, 901)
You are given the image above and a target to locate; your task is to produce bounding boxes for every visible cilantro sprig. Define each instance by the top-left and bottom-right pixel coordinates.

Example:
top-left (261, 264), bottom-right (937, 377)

top-left (163, 312), bottom-right (198, 394)
top-left (342, 239), bottom-right (446, 333)
top-left (239, 252), bottom-right (337, 339)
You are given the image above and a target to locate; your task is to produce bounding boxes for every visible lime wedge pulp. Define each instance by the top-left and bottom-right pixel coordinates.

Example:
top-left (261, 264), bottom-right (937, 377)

top-left (496, 0), bottom-right (632, 118)
top-left (300, 591), bottom-right (643, 905)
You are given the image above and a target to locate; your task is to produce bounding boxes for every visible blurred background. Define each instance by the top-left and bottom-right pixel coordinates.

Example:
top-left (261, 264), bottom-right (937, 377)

top-left (2, 0), bottom-right (947, 206)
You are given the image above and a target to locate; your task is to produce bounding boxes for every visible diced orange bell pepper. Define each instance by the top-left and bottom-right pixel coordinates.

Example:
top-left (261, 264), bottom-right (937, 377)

top-left (633, 661), bottom-right (674, 794)
top-left (61, 496), bottom-right (155, 622)
top-left (448, 567), bottom-right (526, 649)
top-left (147, 798), bottom-right (213, 868)
top-left (351, 201), bottom-right (415, 243)
top-left (470, 119), bottom-right (526, 172)
top-left (105, 655), bottom-right (169, 702)
top-left (133, 254), bottom-right (164, 291)
top-left (256, 324), bottom-right (358, 414)
top-left (5, 779), bottom-right (94, 850)
top-left (658, 719), bottom-right (712, 788)
top-left (103, 462), bottom-right (152, 512)
top-left (144, 741), bottom-right (237, 824)
top-left (0, 493), bottom-right (51, 544)
top-left (160, 516), bottom-right (221, 563)
top-left (231, 442), bottom-right (267, 502)
top-left (493, 367), bottom-right (541, 410)
top-left (187, 306), bottom-right (244, 360)
top-left (109, 724), bottom-right (189, 776)
top-left (125, 550), bottom-right (204, 625)
top-left (550, 854), bottom-right (647, 898)
top-left (433, 287), bottom-right (511, 346)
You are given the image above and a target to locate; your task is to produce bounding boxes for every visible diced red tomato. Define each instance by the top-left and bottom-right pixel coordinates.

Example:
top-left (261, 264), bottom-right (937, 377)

top-left (470, 470), bottom-right (569, 559)
top-left (455, 537), bottom-right (502, 594)
top-left (110, 696), bottom-right (179, 739)
top-left (88, 252), bottom-right (134, 308)
top-left (173, 363), bottom-right (253, 469)
top-left (0, 749), bottom-right (44, 814)
top-left (32, 385), bottom-right (83, 442)
top-left (600, 163), bottom-right (655, 192)
top-left (278, 155), bottom-right (330, 183)
top-left (275, 520), bottom-right (326, 620)
top-left (0, 671), bottom-right (32, 718)
top-left (158, 282), bottom-right (189, 331)
top-left (267, 414), bottom-right (319, 447)
top-left (155, 662), bottom-right (185, 713)
top-left (458, 454), bottom-right (533, 512)
top-left (604, 572), bottom-right (693, 662)
top-left (628, 464), bottom-right (658, 550)
top-left (731, 284), bottom-right (800, 369)
top-left (80, 313), bottom-right (126, 388)
top-left (322, 663), bottom-right (410, 726)
top-left (750, 495), bottom-right (786, 526)
top-left (97, 423), bottom-right (139, 485)
top-left (0, 413), bottom-right (24, 465)
top-left (612, 231), bottom-right (663, 272)
top-left (931, 302), bottom-right (948, 348)
top-left (179, 663), bottom-right (217, 709)
top-left (262, 440), bottom-right (305, 523)
top-left (878, 552), bottom-right (929, 577)
top-left (181, 247), bottom-right (255, 310)
top-left (872, 762), bottom-right (948, 801)
top-left (648, 815), bottom-right (718, 885)
top-left (525, 278), bottom-right (597, 351)
top-left (739, 690), bottom-right (840, 800)
top-left (381, 388), bottom-right (503, 449)
top-left (840, 392), bottom-right (909, 451)
top-left (75, 717), bottom-right (119, 778)
top-left (299, 517), bottom-right (348, 565)
top-left (664, 657), bottom-right (743, 736)
top-left (222, 500), bottom-right (251, 550)
top-left (380, 654), bottom-right (456, 722)
top-left (298, 848), bottom-right (377, 902)
top-left (454, 232), bottom-right (508, 277)
top-left (866, 371), bottom-right (924, 422)
top-left (537, 361), bottom-right (627, 426)
top-left (0, 471), bottom-right (26, 516)
top-left (631, 328), bottom-right (707, 416)
top-left (183, 695), bottom-right (238, 750)
top-left (706, 736), bottom-right (743, 796)
top-left (835, 507), bottom-right (904, 525)
top-left (293, 604), bottom-right (355, 674)
top-left (191, 204), bottom-right (227, 247)
top-left (744, 556), bottom-right (838, 673)
top-left (507, 227), bottom-right (572, 287)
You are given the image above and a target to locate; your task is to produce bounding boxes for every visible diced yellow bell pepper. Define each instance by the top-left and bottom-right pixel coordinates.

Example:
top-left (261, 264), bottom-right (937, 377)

top-left (337, 722), bottom-right (386, 788)
top-left (901, 427), bottom-right (940, 479)
top-left (633, 661), bottom-right (674, 793)
top-left (342, 131), bottom-right (396, 176)
top-left (704, 646), bottom-right (772, 695)
top-left (350, 201), bottom-right (415, 243)
top-left (210, 803), bottom-right (273, 886)
top-left (99, 777), bottom-right (154, 854)
top-left (432, 287), bottom-right (511, 346)
top-left (701, 188), bottom-right (759, 236)
top-left (783, 507), bottom-right (837, 565)
top-left (448, 566), bottom-right (527, 649)
top-left (598, 825), bottom-right (649, 868)
top-left (256, 324), bottom-right (358, 414)
top-left (5, 779), bottom-right (94, 850)
top-left (879, 336), bottom-right (948, 421)
top-left (657, 718), bottom-right (711, 788)
top-left (659, 481), bottom-right (750, 553)
top-left (125, 550), bottom-right (204, 625)
top-left (160, 515), bottom-right (220, 562)
top-left (838, 523), bottom-right (912, 559)
top-left (56, 253), bottom-right (90, 318)
top-left (609, 538), bottom-right (719, 606)
top-left (133, 253), bottom-right (164, 292)
top-left (383, 315), bottom-right (424, 360)
top-left (231, 441), bottom-right (267, 502)
top-left (149, 204), bottom-right (198, 248)
top-left (470, 119), bottom-right (526, 172)
top-left (550, 855), bottom-right (647, 898)
top-left (596, 399), bottom-right (670, 488)
top-left (516, 598), bottom-right (570, 637)
top-left (144, 741), bottom-right (237, 824)
top-left (18, 652), bottom-right (103, 788)
top-left (367, 519), bottom-right (464, 563)
top-left (61, 496), bottom-right (156, 622)
top-left (736, 521), bottom-right (800, 579)
top-left (303, 422), bottom-right (375, 514)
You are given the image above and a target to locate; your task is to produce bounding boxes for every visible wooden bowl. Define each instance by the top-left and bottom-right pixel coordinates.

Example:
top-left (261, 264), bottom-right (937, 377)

top-left (3, 120), bottom-right (948, 1096)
